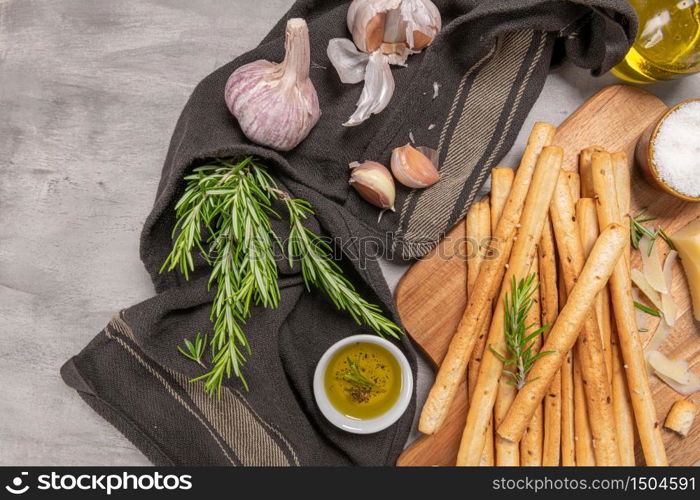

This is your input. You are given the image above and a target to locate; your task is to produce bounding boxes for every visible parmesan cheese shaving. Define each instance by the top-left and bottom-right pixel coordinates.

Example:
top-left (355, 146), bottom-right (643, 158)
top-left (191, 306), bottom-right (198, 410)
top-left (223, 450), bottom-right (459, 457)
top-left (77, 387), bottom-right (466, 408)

top-left (632, 288), bottom-right (648, 334)
top-left (639, 234), bottom-right (668, 294)
top-left (656, 372), bottom-right (700, 396)
top-left (661, 251), bottom-right (679, 327)
top-left (647, 350), bottom-right (692, 385)
top-left (631, 268), bottom-right (664, 310)
top-left (645, 319), bottom-right (671, 353)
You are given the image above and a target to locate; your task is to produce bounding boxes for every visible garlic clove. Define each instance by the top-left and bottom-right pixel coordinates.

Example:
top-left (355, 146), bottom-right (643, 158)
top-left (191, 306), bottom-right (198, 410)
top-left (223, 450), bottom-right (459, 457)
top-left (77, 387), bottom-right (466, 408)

top-left (347, 0), bottom-right (402, 52)
top-left (400, 0), bottom-right (442, 50)
top-left (343, 51), bottom-right (395, 127)
top-left (349, 161), bottom-right (396, 211)
top-left (391, 143), bottom-right (441, 188)
top-left (225, 18), bottom-right (321, 152)
top-left (327, 38), bottom-right (370, 85)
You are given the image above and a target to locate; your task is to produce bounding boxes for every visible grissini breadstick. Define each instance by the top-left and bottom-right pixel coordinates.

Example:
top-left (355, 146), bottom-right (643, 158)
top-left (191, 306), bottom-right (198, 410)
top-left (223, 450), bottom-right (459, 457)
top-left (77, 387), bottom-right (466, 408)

top-left (610, 152), bottom-right (637, 466)
top-left (496, 223), bottom-right (626, 443)
top-left (495, 374), bottom-right (520, 465)
top-left (611, 333), bottom-right (637, 465)
top-left (465, 197), bottom-right (494, 466)
top-left (521, 256), bottom-right (543, 466)
top-left (611, 152), bottom-right (632, 269)
top-left (419, 122), bottom-right (556, 435)
top-left (591, 151), bottom-right (668, 466)
top-left (577, 198), bottom-right (613, 383)
top-left (573, 357), bottom-right (596, 466)
top-left (580, 151), bottom-right (614, 384)
top-left (467, 198), bottom-right (493, 398)
top-left (539, 219), bottom-right (561, 466)
top-left (579, 146), bottom-right (604, 198)
top-left (565, 171), bottom-right (581, 202)
top-left (455, 146), bottom-right (562, 465)
top-left (546, 179), bottom-right (619, 465)
top-left (559, 271), bottom-right (576, 466)
top-left (490, 168), bottom-right (515, 233)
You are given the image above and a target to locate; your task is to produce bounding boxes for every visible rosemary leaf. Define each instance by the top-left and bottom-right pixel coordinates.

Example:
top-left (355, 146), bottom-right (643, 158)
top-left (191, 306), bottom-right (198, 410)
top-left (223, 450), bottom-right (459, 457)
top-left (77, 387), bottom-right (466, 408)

top-left (490, 274), bottom-right (552, 390)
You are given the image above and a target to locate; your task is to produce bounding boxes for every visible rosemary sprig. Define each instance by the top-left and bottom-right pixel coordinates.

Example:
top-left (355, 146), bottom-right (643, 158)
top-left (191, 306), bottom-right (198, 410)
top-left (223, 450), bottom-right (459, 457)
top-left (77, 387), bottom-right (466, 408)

top-left (634, 300), bottom-right (662, 318)
top-left (341, 357), bottom-right (382, 403)
top-left (630, 208), bottom-right (675, 254)
top-left (341, 357), bottom-right (379, 391)
top-left (177, 333), bottom-right (208, 367)
top-left (490, 274), bottom-right (552, 390)
top-left (162, 158), bottom-right (402, 397)
top-left (281, 194), bottom-right (402, 339)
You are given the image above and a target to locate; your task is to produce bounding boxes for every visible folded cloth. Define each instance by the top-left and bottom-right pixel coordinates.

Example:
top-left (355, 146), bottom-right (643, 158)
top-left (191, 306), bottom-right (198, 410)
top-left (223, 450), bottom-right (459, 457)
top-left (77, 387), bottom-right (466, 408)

top-left (62, 0), bottom-right (636, 465)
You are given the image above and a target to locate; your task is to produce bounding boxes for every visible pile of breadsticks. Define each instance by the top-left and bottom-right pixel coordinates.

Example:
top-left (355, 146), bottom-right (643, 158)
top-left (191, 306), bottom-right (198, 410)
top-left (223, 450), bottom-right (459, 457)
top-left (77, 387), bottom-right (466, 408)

top-left (418, 122), bottom-right (668, 466)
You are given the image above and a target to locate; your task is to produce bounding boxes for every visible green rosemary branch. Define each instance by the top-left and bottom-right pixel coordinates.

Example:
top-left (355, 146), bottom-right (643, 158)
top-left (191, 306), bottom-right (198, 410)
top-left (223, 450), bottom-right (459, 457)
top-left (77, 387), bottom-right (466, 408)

top-left (177, 333), bottom-right (208, 367)
top-left (281, 194), bottom-right (402, 339)
top-left (162, 157), bottom-right (402, 397)
top-left (630, 208), bottom-right (675, 254)
top-left (490, 273), bottom-right (552, 390)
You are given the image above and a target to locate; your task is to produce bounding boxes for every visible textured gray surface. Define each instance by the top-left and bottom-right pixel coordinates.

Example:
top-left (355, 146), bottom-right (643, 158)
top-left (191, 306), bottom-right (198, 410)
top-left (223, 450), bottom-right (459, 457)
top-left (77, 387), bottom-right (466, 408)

top-left (0, 0), bottom-right (698, 466)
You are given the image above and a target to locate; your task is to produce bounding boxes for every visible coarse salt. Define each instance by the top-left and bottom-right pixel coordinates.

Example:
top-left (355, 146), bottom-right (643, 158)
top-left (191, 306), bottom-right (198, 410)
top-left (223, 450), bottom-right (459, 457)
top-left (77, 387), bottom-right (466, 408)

top-left (652, 100), bottom-right (700, 198)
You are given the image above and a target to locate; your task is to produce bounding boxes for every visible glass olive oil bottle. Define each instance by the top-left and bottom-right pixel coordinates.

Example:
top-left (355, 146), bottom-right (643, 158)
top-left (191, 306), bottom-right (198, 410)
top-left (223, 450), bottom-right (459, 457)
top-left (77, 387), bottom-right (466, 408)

top-left (612, 0), bottom-right (700, 83)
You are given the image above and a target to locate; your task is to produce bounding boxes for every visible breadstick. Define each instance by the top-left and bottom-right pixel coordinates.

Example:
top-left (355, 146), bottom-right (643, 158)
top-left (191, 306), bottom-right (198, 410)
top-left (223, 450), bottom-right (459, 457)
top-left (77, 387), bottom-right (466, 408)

top-left (456, 146), bottom-right (562, 465)
top-left (579, 146), bottom-right (605, 197)
top-left (544, 179), bottom-right (620, 465)
top-left (558, 271), bottom-right (576, 466)
top-left (521, 256), bottom-right (543, 466)
top-left (495, 375), bottom-right (520, 465)
top-left (611, 333), bottom-right (637, 465)
top-left (577, 198), bottom-right (613, 383)
top-left (565, 171), bottom-right (581, 202)
top-left (539, 219), bottom-right (561, 466)
top-left (611, 152), bottom-right (632, 269)
top-left (591, 151), bottom-right (668, 466)
top-left (610, 153), bottom-right (637, 465)
top-left (573, 357), bottom-right (596, 466)
top-left (490, 168), bottom-right (515, 233)
top-left (419, 123), bottom-right (556, 435)
top-left (466, 197), bottom-right (492, 396)
top-left (496, 223), bottom-right (626, 443)
top-left (465, 197), bottom-right (494, 466)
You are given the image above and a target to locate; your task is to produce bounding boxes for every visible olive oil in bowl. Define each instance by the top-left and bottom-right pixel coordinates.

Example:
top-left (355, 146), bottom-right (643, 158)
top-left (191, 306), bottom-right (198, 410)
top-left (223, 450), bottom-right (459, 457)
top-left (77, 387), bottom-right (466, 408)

top-left (612, 0), bottom-right (700, 83)
top-left (324, 342), bottom-right (401, 420)
top-left (313, 335), bottom-right (413, 434)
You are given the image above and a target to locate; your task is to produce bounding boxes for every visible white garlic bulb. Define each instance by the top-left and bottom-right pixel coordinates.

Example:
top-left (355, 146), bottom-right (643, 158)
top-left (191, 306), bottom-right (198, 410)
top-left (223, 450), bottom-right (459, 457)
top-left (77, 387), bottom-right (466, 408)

top-left (225, 18), bottom-right (321, 152)
top-left (346, 0), bottom-right (441, 53)
top-left (329, 0), bottom-right (442, 127)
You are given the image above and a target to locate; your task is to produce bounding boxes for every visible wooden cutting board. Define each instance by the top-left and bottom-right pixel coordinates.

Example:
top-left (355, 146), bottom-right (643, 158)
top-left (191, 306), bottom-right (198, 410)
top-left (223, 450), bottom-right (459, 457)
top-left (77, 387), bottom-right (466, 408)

top-left (396, 85), bottom-right (700, 466)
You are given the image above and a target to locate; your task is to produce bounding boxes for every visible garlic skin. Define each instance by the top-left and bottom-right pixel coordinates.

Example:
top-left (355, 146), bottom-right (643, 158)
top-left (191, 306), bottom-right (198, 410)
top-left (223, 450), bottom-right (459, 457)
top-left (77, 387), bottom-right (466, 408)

top-left (344, 51), bottom-right (395, 127)
top-left (349, 161), bottom-right (396, 211)
top-left (327, 38), bottom-right (370, 84)
top-left (400, 0), bottom-right (442, 50)
top-left (225, 18), bottom-right (320, 152)
top-left (391, 143), bottom-right (440, 188)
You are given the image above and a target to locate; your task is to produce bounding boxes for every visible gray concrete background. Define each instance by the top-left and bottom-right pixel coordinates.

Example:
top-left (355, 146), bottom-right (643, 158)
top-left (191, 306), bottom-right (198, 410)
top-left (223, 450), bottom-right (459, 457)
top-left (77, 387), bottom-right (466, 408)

top-left (0, 0), bottom-right (698, 466)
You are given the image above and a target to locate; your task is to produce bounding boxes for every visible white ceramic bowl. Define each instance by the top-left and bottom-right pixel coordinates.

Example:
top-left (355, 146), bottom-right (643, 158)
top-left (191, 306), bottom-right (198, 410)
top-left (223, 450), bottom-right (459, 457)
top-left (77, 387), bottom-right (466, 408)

top-left (313, 334), bottom-right (413, 434)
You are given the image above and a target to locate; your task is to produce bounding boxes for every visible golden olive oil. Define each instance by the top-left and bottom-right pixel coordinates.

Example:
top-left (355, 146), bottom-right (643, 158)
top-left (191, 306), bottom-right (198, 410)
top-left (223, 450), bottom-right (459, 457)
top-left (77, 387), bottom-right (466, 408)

top-left (612, 0), bottom-right (700, 83)
top-left (324, 342), bottom-right (401, 420)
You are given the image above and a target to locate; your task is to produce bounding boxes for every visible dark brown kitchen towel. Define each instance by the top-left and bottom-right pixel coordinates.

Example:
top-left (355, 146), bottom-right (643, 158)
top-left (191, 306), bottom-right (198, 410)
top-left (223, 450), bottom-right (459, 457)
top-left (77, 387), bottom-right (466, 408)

top-left (62, 0), bottom-right (635, 465)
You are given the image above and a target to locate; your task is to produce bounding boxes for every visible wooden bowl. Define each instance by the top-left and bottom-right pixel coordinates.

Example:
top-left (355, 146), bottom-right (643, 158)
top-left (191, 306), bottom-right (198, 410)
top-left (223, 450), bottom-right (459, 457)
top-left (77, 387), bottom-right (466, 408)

top-left (635, 98), bottom-right (700, 203)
